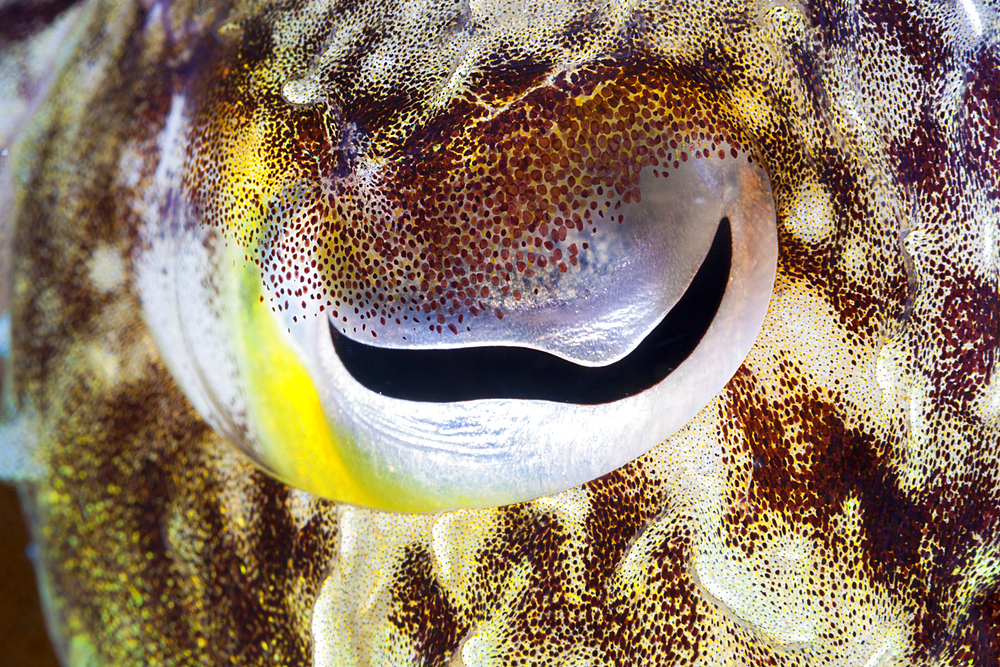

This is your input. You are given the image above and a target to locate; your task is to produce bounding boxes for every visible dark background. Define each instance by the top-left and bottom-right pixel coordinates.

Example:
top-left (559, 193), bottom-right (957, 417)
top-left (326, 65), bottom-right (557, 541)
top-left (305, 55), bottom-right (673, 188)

top-left (0, 483), bottom-right (60, 666)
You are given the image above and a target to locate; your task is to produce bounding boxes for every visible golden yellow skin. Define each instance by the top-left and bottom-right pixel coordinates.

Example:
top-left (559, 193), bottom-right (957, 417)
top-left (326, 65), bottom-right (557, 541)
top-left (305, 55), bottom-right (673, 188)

top-left (2, 0), bottom-right (999, 664)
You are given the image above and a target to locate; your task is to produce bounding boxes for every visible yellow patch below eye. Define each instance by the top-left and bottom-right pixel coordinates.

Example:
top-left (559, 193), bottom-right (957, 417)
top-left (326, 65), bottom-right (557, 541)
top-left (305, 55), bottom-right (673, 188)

top-left (229, 251), bottom-right (412, 510)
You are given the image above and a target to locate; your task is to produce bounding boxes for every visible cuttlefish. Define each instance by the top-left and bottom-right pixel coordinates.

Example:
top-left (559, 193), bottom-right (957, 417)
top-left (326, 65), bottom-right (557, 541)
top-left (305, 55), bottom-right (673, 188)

top-left (1, 0), bottom-right (998, 663)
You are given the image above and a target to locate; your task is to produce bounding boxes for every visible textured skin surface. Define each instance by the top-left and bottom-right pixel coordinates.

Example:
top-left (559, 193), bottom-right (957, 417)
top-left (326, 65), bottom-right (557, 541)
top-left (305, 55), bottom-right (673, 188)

top-left (2, 0), bottom-right (999, 664)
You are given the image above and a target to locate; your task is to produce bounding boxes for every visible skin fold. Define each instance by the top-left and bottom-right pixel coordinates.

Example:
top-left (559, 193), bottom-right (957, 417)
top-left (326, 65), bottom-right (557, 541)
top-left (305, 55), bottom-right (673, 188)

top-left (0, 0), bottom-right (998, 664)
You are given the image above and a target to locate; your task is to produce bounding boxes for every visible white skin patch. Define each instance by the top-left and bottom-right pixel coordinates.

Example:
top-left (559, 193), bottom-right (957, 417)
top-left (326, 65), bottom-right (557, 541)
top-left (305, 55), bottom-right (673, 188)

top-left (313, 507), bottom-right (436, 664)
top-left (750, 276), bottom-right (880, 424)
top-left (786, 181), bottom-right (837, 245)
top-left (286, 487), bottom-right (320, 529)
top-left (960, 0), bottom-right (983, 37)
top-left (980, 208), bottom-right (999, 275)
top-left (87, 245), bottom-right (125, 293)
top-left (979, 372), bottom-right (1000, 424)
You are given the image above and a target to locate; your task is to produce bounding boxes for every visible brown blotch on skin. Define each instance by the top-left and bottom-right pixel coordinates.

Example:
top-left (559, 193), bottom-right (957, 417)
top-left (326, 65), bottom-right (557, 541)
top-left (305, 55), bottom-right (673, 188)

top-left (389, 545), bottom-right (467, 666)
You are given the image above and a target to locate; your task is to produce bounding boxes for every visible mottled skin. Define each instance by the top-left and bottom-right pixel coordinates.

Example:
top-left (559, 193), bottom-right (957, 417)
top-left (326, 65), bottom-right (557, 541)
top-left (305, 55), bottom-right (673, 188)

top-left (1, 0), bottom-right (999, 665)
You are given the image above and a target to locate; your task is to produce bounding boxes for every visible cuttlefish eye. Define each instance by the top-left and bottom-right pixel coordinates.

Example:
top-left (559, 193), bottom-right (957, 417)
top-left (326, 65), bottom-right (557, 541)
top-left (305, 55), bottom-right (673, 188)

top-left (137, 57), bottom-right (777, 511)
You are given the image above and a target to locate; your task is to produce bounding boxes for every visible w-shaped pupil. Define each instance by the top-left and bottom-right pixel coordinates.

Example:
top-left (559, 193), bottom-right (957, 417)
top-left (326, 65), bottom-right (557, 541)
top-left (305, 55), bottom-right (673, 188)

top-left (332, 217), bottom-right (731, 404)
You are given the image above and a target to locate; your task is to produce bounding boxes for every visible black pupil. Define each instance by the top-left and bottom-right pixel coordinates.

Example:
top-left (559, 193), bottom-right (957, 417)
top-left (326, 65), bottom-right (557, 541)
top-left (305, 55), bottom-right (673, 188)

top-left (331, 217), bottom-right (731, 404)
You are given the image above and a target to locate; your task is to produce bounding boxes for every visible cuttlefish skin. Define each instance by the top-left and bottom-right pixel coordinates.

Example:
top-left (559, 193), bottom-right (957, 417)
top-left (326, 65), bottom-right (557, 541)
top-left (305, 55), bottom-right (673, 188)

top-left (2, 0), bottom-right (998, 664)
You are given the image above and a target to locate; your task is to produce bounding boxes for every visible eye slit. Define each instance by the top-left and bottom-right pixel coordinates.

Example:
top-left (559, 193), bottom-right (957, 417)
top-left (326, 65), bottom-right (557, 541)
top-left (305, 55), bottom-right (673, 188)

top-left (332, 217), bottom-right (731, 404)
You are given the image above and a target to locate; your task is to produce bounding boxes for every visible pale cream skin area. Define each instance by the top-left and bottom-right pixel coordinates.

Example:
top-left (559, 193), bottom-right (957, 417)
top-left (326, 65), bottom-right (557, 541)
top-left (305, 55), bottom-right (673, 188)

top-left (1, 0), bottom-right (999, 665)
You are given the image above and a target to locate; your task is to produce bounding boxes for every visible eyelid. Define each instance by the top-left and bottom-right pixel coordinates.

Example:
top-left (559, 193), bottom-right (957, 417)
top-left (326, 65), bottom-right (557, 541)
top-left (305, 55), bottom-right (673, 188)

top-left (313, 141), bottom-right (751, 369)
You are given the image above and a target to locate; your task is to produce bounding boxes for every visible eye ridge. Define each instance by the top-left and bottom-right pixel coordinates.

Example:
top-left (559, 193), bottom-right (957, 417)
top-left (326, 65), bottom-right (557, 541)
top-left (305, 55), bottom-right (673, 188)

top-left (331, 217), bottom-right (731, 405)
